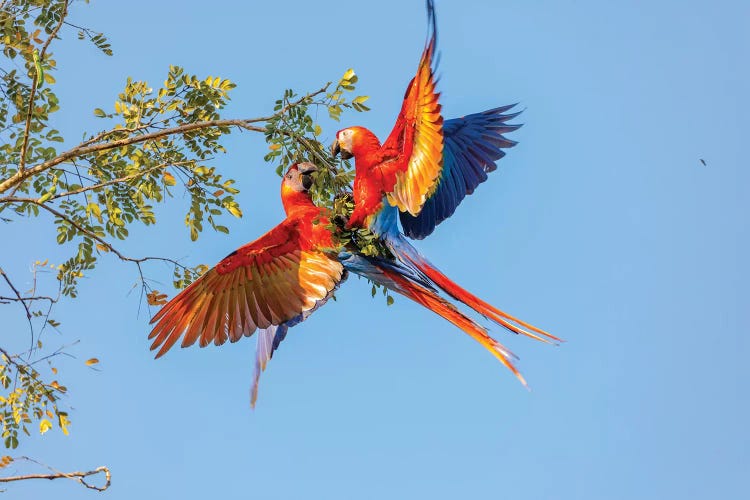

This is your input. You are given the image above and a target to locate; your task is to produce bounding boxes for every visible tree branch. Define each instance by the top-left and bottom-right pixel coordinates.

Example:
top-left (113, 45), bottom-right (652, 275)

top-left (18, 0), bottom-right (69, 174)
top-left (0, 457), bottom-right (110, 492)
top-left (45, 161), bottom-right (187, 202)
top-left (77, 117), bottom-right (170, 149)
top-left (0, 82), bottom-right (331, 195)
top-left (2, 197), bottom-right (196, 276)
top-left (8, 119), bottom-right (263, 194)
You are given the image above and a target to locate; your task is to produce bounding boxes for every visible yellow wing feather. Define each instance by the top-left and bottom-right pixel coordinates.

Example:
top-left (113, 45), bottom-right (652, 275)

top-left (149, 245), bottom-right (345, 358)
top-left (382, 36), bottom-right (444, 216)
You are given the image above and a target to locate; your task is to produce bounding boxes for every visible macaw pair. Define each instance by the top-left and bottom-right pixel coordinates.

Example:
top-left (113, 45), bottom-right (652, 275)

top-left (149, 0), bottom-right (557, 406)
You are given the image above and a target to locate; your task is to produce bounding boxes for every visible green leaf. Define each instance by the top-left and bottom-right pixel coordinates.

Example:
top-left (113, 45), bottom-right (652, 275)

top-left (4, 435), bottom-right (18, 449)
top-left (32, 49), bottom-right (44, 87)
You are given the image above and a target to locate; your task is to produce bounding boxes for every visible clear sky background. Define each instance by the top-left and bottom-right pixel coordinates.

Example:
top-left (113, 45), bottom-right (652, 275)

top-left (3, 0), bottom-right (749, 498)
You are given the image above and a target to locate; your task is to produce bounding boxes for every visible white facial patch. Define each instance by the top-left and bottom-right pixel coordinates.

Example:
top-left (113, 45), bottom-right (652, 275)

top-left (337, 129), bottom-right (354, 154)
top-left (283, 168), bottom-right (305, 192)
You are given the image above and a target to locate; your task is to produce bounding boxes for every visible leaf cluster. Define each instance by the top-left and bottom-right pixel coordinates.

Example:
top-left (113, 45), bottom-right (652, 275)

top-left (0, 348), bottom-right (70, 450)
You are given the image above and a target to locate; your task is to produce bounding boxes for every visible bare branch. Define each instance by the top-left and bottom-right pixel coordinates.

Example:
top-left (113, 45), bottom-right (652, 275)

top-left (0, 457), bottom-right (110, 492)
top-left (27, 341), bottom-right (77, 366)
top-left (0, 295), bottom-right (56, 303)
top-left (0, 266), bottom-right (35, 342)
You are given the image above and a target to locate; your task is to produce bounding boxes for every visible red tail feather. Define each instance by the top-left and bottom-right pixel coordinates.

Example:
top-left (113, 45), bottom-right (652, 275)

top-left (404, 256), bottom-right (560, 344)
top-left (383, 268), bottom-right (527, 386)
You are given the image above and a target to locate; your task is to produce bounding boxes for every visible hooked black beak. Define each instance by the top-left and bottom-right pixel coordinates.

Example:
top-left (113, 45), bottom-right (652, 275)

top-left (331, 139), bottom-right (353, 160)
top-left (297, 162), bottom-right (318, 175)
top-left (301, 175), bottom-right (313, 191)
top-left (297, 162), bottom-right (317, 191)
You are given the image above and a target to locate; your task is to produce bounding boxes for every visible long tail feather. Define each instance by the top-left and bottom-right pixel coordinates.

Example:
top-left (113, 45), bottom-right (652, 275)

top-left (383, 267), bottom-right (527, 387)
top-left (390, 236), bottom-right (560, 344)
top-left (340, 252), bottom-right (526, 385)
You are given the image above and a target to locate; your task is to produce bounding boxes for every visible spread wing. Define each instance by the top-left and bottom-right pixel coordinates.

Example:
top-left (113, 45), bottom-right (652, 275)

top-left (148, 218), bottom-right (346, 358)
top-left (378, 0), bottom-right (444, 216)
top-left (399, 105), bottom-right (522, 239)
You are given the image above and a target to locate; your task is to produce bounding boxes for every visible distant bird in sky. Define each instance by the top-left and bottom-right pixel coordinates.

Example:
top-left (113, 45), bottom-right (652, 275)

top-left (700, 159), bottom-right (707, 166)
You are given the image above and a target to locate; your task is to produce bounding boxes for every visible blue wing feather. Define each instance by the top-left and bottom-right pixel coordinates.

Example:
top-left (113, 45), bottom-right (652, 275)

top-left (400, 104), bottom-right (522, 239)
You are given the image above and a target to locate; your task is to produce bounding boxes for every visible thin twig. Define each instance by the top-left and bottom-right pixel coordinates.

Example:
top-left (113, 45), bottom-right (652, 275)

top-left (1, 198), bottom-right (195, 308)
top-left (0, 266), bottom-right (36, 352)
top-left (0, 295), bottom-right (56, 303)
top-left (0, 268), bottom-right (32, 319)
top-left (0, 347), bottom-right (63, 407)
top-left (45, 162), bottom-right (186, 202)
top-left (26, 341), bottom-right (77, 366)
top-left (0, 266), bottom-right (35, 344)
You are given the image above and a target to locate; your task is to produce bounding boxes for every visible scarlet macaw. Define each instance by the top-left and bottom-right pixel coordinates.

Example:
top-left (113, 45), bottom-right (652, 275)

top-left (149, 163), bottom-right (517, 406)
top-left (331, 0), bottom-right (558, 360)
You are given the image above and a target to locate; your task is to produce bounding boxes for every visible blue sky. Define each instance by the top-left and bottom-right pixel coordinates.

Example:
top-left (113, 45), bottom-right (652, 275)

top-left (4, 0), bottom-right (749, 498)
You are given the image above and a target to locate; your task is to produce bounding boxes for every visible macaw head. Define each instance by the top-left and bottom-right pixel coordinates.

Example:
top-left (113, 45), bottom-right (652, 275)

top-left (282, 162), bottom-right (318, 194)
top-left (331, 126), bottom-right (379, 160)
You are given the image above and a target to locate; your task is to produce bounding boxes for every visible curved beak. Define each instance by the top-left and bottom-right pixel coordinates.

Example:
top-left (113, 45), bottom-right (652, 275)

top-left (331, 138), bottom-right (353, 160)
top-left (297, 162), bottom-right (318, 174)
top-left (297, 162), bottom-right (317, 191)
